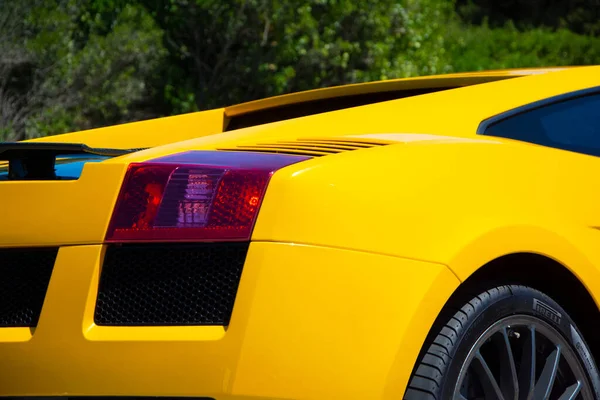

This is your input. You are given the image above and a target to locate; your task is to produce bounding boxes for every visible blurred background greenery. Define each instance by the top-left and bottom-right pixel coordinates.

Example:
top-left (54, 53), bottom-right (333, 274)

top-left (1, 0), bottom-right (599, 140)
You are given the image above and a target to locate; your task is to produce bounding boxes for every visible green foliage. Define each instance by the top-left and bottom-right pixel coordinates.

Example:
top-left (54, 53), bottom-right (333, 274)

top-left (143, 0), bottom-right (455, 111)
top-left (456, 0), bottom-right (600, 36)
top-left (1, 0), bottom-right (600, 140)
top-left (1, 0), bottom-right (165, 140)
top-left (446, 21), bottom-right (600, 72)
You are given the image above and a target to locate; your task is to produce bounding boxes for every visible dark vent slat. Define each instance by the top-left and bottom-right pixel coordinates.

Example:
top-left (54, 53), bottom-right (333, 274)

top-left (294, 140), bottom-right (375, 148)
top-left (297, 138), bottom-right (388, 146)
top-left (0, 248), bottom-right (57, 327)
top-left (271, 142), bottom-right (366, 151)
top-left (218, 147), bottom-right (329, 156)
top-left (237, 144), bottom-right (341, 153)
top-left (219, 137), bottom-right (388, 157)
top-left (95, 243), bottom-right (249, 326)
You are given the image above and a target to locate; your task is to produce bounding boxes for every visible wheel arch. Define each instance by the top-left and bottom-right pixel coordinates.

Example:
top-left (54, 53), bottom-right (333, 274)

top-left (449, 252), bottom-right (600, 364)
top-left (401, 251), bottom-right (600, 399)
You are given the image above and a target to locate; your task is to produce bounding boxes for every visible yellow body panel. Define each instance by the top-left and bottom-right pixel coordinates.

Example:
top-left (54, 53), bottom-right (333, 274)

top-left (99, 65), bottom-right (599, 163)
top-left (2, 65), bottom-right (600, 398)
top-left (28, 108), bottom-right (226, 149)
top-left (0, 163), bottom-right (127, 247)
top-left (0, 243), bottom-right (457, 399)
top-left (223, 67), bottom-right (570, 117)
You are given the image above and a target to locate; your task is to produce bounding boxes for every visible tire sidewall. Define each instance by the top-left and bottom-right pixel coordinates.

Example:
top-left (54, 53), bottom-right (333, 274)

top-left (440, 287), bottom-right (600, 399)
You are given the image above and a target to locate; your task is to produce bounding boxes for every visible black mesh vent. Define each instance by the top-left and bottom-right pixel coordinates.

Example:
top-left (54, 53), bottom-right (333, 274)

top-left (0, 248), bottom-right (57, 327)
top-left (95, 243), bottom-right (250, 326)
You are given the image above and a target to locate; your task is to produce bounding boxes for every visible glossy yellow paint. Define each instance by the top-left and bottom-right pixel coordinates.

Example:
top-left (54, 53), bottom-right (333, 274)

top-left (0, 162), bottom-right (127, 247)
top-left (254, 135), bottom-right (600, 304)
top-left (223, 67), bottom-right (571, 117)
top-left (28, 107), bottom-right (227, 149)
top-left (102, 65), bottom-right (600, 164)
top-left (0, 242), bottom-right (458, 399)
top-left (2, 66), bottom-right (600, 398)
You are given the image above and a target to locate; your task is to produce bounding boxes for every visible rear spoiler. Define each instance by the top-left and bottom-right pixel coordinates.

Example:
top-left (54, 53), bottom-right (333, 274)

top-left (0, 142), bottom-right (145, 180)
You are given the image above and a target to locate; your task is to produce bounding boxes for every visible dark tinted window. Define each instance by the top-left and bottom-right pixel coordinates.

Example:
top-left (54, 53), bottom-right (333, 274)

top-left (483, 93), bottom-right (600, 157)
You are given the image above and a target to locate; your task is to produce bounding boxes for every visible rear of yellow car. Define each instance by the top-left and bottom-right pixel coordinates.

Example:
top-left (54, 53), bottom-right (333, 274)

top-left (3, 66), bottom-right (600, 400)
top-left (0, 141), bottom-right (457, 400)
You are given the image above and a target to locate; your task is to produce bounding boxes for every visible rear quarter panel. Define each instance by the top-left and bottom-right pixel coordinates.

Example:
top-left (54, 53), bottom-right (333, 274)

top-left (253, 138), bottom-right (600, 309)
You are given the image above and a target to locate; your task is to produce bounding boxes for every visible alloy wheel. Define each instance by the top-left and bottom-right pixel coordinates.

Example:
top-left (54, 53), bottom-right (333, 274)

top-left (454, 315), bottom-right (593, 400)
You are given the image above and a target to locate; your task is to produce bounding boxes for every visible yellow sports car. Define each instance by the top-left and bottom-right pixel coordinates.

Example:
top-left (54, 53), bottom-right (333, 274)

top-left (1, 66), bottom-right (600, 400)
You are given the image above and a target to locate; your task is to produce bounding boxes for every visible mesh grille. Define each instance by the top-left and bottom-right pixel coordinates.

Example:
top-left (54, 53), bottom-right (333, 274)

top-left (95, 243), bottom-right (249, 326)
top-left (0, 248), bottom-right (57, 327)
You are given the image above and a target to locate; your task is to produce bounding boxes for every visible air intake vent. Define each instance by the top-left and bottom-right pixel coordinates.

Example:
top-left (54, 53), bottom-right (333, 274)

top-left (218, 137), bottom-right (388, 157)
top-left (95, 243), bottom-right (249, 326)
top-left (0, 248), bottom-right (57, 327)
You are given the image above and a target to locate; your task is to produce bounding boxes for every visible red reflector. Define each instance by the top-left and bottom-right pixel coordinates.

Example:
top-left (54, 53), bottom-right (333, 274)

top-left (106, 151), bottom-right (310, 242)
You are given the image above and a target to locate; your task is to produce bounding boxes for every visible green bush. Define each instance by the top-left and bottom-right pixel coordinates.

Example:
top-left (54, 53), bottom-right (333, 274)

top-left (2, 0), bottom-right (600, 140)
top-left (142, 0), bottom-right (456, 112)
top-left (0, 1), bottom-right (166, 140)
top-left (446, 21), bottom-right (600, 72)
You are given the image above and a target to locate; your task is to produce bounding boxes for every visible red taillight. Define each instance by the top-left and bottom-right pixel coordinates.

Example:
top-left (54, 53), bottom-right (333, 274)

top-left (106, 151), bottom-right (309, 242)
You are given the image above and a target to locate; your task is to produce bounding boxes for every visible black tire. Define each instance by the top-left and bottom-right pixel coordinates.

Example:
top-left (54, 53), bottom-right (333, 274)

top-left (403, 285), bottom-right (600, 400)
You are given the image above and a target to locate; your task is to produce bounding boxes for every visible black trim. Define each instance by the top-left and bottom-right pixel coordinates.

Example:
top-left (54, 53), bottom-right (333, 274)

top-left (225, 87), bottom-right (457, 131)
top-left (477, 86), bottom-right (600, 135)
top-left (0, 143), bottom-right (146, 180)
top-left (0, 142), bottom-right (144, 158)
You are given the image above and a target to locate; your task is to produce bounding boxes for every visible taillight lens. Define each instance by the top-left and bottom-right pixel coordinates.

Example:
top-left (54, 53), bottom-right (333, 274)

top-left (106, 151), bottom-right (309, 242)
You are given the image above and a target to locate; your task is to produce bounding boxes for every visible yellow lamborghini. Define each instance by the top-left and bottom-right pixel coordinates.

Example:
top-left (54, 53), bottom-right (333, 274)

top-left (1, 66), bottom-right (600, 400)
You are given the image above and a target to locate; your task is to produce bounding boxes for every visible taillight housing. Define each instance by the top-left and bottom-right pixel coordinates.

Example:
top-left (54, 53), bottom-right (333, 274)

top-left (105, 151), bottom-right (309, 242)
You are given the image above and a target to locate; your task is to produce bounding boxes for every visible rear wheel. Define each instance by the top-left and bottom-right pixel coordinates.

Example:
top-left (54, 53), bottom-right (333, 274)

top-left (403, 285), bottom-right (600, 400)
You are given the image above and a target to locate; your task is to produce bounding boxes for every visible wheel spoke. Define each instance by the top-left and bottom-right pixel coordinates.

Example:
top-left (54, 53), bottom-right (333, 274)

top-left (495, 328), bottom-right (519, 400)
top-left (557, 382), bottom-right (582, 400)
top-left (533, 346), bottom-right (561, 400)
top-left (472, 350), bottom-right (505, 400)
top-left (452, 315), bottom-right (593, 400)
top-left (518, 326), bottom-right (536, 400)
